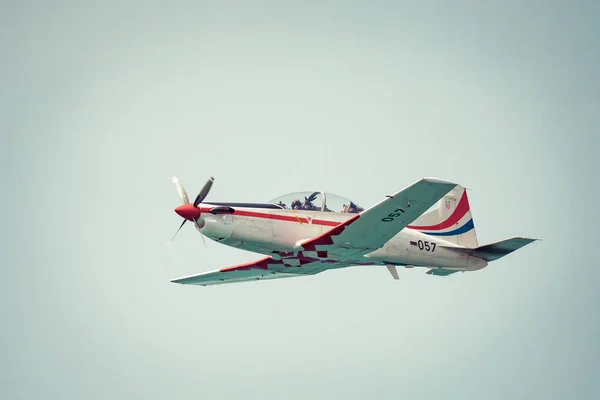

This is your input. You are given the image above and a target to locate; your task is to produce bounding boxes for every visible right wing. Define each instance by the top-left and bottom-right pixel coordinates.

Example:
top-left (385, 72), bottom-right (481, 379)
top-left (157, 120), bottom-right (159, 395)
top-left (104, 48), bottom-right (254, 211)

top-left (297, 178), bottom-right (457, 259)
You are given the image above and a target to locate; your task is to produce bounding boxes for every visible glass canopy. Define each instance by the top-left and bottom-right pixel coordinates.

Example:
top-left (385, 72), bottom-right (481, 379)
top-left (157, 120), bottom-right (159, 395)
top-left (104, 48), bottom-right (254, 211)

top-left (269, 191), bottom-right (364, 213)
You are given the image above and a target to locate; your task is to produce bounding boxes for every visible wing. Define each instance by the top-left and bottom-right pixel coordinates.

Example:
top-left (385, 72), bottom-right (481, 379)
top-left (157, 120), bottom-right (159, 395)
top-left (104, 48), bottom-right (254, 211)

top-left (296, 178), bottom-right (458, 259)
top-left (171, 268), bottom-right (299, 286)
top-left (170, 256), bottom-right (356, 286)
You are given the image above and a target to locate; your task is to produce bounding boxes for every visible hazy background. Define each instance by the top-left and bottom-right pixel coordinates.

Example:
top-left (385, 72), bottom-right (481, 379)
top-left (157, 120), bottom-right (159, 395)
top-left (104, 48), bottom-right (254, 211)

top-left (2, 1), bottom-right (599, 398)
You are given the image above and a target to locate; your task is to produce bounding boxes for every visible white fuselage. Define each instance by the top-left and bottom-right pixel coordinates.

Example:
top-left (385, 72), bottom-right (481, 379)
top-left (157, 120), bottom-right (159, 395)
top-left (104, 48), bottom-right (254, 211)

top-left (197, 205), bottom-right (487, 272)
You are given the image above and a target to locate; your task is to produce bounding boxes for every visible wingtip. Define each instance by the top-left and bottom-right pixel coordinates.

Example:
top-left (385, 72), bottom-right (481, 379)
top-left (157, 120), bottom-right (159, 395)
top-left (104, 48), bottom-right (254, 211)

top-left (421, 177), bottom-right (458, 186)
top-left (170, 275), bottom-right (190, 284)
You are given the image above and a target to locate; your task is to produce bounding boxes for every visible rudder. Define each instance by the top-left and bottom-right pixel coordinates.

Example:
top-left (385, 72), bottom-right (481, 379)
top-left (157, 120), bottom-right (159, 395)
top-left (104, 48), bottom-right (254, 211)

top-left (408, 185), bottom-right (479, 248)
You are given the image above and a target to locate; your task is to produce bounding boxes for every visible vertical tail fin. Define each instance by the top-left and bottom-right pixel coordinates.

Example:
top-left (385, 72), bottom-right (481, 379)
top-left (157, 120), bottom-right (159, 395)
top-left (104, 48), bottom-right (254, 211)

top-left (408, 185), bottom-right (479, 248)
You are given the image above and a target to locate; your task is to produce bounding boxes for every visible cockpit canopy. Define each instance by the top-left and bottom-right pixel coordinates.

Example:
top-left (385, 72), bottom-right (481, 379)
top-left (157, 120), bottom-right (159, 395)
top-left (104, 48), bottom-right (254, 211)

top-left (269, 191), bottom-right (364, 213)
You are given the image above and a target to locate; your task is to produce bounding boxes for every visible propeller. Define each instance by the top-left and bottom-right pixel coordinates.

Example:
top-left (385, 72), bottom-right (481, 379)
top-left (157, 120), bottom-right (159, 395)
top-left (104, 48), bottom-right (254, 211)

top-left (172, 176), bottom-right (189, 204)
top-left (168, 176), bottom-right (214, 245)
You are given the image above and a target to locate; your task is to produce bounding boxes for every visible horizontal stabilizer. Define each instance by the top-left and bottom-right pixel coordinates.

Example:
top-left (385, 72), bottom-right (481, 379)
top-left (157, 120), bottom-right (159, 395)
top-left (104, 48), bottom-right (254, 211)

top-left (444, 237), bottom-right (537, 262)
top-left (426, 268), bottom-right (460, 276)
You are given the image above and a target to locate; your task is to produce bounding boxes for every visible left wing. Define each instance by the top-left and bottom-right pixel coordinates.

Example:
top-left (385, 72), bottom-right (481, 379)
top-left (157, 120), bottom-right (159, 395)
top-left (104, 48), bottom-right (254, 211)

top-left (170, 256), bottom-right (364, 286)
top-left (295, 178), bottom-right (457, 259)
top-left (171, 267), bottom-right (299, 286)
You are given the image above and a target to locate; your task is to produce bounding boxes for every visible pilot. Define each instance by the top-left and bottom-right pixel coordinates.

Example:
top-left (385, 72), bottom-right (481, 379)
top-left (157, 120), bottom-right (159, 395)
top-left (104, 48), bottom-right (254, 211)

top-left (291, 199), bottom-right (302, 210)
top-left (348, 202), bottom-right (363, 213)
top-left (305, 200), bottom-right (319, 210)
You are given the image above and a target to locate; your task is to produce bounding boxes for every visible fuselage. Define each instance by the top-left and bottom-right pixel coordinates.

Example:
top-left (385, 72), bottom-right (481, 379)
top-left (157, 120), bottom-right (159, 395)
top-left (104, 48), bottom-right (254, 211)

top-left (197, 203), bottom-right (487, 272)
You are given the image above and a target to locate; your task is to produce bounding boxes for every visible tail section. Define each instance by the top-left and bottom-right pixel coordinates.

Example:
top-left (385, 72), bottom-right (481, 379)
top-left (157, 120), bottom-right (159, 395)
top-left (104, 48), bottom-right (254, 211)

top-left (408, 185), bottom-right (479, 248)
top-left (442, 237), bottom-right (537, 261)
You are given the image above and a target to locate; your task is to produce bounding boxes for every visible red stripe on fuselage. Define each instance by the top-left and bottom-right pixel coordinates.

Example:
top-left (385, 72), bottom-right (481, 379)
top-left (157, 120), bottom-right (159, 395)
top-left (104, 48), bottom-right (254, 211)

top-left (407, 189), bottom-right (470, 231)
top-left (200, 207), bottom-right (341, 226)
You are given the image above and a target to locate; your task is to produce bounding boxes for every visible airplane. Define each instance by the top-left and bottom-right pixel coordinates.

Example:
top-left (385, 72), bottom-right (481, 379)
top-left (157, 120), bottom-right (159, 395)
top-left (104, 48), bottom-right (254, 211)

top-left (169, 176), bottom-right (536, 286)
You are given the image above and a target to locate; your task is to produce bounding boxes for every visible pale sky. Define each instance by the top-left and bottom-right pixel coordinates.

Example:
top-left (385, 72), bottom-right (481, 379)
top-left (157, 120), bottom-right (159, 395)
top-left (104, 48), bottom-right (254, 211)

top-left (2, 1), bottom-right (599, 399)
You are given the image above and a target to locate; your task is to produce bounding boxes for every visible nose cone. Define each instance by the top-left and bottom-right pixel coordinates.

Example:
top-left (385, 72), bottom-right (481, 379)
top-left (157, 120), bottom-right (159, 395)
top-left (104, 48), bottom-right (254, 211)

top-left (175, 204), bottom-right (201, 220)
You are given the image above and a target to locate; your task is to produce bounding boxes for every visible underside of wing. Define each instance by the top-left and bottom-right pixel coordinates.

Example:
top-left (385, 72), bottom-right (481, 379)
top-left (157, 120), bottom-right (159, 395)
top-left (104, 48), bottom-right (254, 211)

top-left (295, 178), bottom-right (457, 258)
top-left (170, 256), bottom-right (356, 286)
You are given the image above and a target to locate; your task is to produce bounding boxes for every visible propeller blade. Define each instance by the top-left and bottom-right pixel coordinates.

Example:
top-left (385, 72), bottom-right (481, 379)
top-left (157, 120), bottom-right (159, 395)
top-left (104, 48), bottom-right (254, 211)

top-left (193, 176), bottom-right (214, 207)
top-left (168, 219), bottom-right (187, 246)
top-left (172, 176), bottom-right (190, 204)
